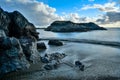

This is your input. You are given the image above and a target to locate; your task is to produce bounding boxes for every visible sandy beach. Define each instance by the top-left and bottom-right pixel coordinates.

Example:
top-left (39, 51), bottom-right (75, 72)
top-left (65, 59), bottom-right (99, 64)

top-left (2, 40), bottom-right (120, 80)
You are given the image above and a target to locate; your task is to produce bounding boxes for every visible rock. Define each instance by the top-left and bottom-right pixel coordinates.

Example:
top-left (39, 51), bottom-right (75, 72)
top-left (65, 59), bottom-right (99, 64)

top-left (48, 40), bottom-right (63, 46)
top-left (37, 42), bottom-right (47, 49)
top-left (44, 64), bottom-right (53, 70)
top-left (43, 60), bottom-right (59, 70)
top-left (42, 52), bottom-right (67, 70)
top-left (49, 52), bottom-right (66, 61)
top-left (75, 61), bottom-right (82, 66)
top-left (0, 7), bottom-right (40, 78)
top-left (0, 8), bottom-right (10, 35)
top-left (19, 37), bottom-right (40, 63)
top-left (0, 7), bottom-right (39, 39)
top-left (0, 37), bottom-right (30, 77)
top-left (40, 57), bottom-right (49, 63)
top-left (80, 65), bottom-right (84, 71)
top-left (45, 21), bottom-right (107, 32)
top-left (75, 61), bottom-right (84, 71)
top-left (0, 7), bottom-right (40, 63)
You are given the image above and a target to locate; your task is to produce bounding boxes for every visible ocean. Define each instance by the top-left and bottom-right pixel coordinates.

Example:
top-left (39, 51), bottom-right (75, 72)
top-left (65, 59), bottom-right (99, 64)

top-left (38, 28), bottom-right (120, 42)
top-left (5, 28), bottom-right (120, 80)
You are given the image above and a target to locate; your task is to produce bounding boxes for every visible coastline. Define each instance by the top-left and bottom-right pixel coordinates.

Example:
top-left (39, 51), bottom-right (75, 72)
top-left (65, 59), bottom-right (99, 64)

top-left (39, 38), bottom-right (120, 48)
top-left (2, 40), bottom-right (120, 80)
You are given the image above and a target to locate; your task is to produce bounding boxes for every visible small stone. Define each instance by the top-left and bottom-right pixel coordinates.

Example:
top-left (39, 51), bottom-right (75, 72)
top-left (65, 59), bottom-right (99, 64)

top-left (44, 65), bottom-right (53, 70)
top-left (75, 61), bottom-right (84, 71)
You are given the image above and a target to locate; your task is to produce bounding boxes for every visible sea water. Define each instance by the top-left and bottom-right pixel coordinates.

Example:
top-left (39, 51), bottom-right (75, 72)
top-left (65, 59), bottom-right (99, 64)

top-left (37, 28), bottom-right (120, 42)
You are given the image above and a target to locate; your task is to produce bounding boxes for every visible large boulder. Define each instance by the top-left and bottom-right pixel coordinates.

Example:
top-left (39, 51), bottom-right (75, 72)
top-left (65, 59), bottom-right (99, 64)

top-left (37, 42), bottom-right (47, 50)
top-left (0, 7), bottom-right (39, 39)
top-left (45, 21), bottom-right (107, 32)
top-left (0, 7), bottom-right (40, 78)
top-left (48, 40), bottom-right (63, 46)
top-left (0, 36), bottom-right (30, 77)
top-left (19, 37), bottom-right (40, 63)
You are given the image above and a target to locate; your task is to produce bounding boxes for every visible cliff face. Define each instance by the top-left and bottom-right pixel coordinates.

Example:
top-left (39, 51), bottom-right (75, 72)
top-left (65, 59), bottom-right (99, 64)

top-left (0, 7), bottom-right (40, 77)
top-left (45, 21), bottom-right (107, 32)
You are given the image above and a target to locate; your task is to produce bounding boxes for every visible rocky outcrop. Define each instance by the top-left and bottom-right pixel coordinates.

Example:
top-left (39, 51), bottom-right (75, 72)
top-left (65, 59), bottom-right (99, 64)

top-left (0, 31), bottom-right (30, 77)
top-left (19, 37), bottom-right (40, 63)
top-left (0, 7), bottom-right (40, 78)
top-left (37, 42), bottom-right (47, 49)
top-left (0, 7), bottom-right (39, 39)
top-left (45, 21), bottom-right (107, 32)
top-left (48, 40), bottom-right (63, 46)
top-left (41, 52), bottom-right (67, 70)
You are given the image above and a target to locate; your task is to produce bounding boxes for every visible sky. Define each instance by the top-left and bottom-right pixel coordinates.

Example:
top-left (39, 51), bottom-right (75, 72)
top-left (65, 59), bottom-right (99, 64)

top-left (0, 0), bottom-right (120, 27)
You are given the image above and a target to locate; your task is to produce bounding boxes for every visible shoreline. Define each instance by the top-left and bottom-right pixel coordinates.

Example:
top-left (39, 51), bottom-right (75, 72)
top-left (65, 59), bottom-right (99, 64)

top-left (2, 40), bottom-right (120, 80)
top-left (39, 38), bottom-right (120, 49)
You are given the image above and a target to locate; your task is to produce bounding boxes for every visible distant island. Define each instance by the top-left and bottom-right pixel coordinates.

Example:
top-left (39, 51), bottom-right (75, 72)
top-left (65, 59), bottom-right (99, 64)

top-left (45, 21), bottom-right (107, 32)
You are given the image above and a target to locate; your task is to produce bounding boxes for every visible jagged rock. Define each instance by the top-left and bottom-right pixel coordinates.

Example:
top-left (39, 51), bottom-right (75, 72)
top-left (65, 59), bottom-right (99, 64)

top-left (19, 37), bottom-right (40, 63)
top-left (48, 40), bottom-right (63, 46)
top-left (45, 21), bottom-right (107, 32)
top-left (48, 52), bottom-right (66, 61)
top-left (0, 7), bottom-right (40, 78)
top-left (0, 7), bottom-right (40, 64)
top-left (0, 8), bottom-right (10, 35)
top-left (42, 52), bottom-right (67, 70)
top-left (0, 7), bottom-right (39, 39)
top-left (0, 36), bottom-right (30, 77)
top-left (37, 42), bottom-right (47, 49)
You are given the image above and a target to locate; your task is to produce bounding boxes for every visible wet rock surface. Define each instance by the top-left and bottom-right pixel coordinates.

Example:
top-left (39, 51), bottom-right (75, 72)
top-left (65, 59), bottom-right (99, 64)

top-left (19, 37), bottom-right (40, 63)
top-left (0, 7), bottom-right (40, 78)
top-left (48, 40), bottom-right (63, 46)
top-left (0, 36), bottom-right (30, 77)
top-left (41, 52), bottom-right (67, 70)
top-left (37, 42), bottom-right (47, 49)
top-left (45, 21), bottom-right (107, 32)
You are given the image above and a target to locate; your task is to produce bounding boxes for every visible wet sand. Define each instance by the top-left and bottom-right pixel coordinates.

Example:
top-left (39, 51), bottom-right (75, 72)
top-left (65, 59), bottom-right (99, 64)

top-left (2, 40), bottom-right (120, 80)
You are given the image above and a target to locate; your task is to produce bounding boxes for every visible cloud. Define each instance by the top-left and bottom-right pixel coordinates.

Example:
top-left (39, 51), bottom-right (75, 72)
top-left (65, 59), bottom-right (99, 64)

top-left (0, 0), bottom-right (61, 26)
top-left (81, 2), bottom-right (120, 12)
top-left (96, 12), bottom-right (120, 23)
top-left (0, 0), bottom-right (120, 27)
top-left (96, 12), bottom-right (120, 27)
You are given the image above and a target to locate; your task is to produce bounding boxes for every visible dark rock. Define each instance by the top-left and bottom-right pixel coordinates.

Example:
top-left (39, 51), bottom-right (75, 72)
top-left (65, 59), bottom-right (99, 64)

top-left (75, 61), bottom-right (82, 66)
top-left (0, 37), bottom-right (30, 77)
top-left (43, 60), bottom-right (59, 70)
top-left (75, 61), bottom-right (84, 71)
top-left (0, 37), bottom-right (12, 50)
top-left (0, 7), bottom-right (40, 78)
top-left (40, 57), bottom-right (49, 63)
top-left (37, 42), bottom-right (47, 49)
top-left (45, 21), bottom-right (107, 32)
top-left (49, 52), bottom-right (66, 61)
top-left (80, 65), bottom-right (84, 71)
top-left (48, 40), bottom-right (63, 46)
top-left (0, 7), bottom-right (40, 63)
top-left (44, 64), bottom-right (53, 70)
top-left (0, 7), bottom-right (39, 39)
top-left (19, 37), bottom-right (40, 63)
